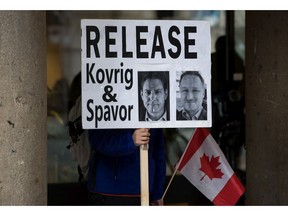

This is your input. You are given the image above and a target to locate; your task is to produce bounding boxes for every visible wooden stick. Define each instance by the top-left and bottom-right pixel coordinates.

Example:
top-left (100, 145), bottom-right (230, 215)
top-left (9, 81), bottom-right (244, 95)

top-left (161, 167), bottom-right (178, 201)
top-left (140, 144), bottom-right (149, 206)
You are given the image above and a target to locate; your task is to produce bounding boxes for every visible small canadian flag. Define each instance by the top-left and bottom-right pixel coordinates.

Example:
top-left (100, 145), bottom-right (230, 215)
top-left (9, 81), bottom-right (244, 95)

top-left (176, 128), bottom-right (245, 205)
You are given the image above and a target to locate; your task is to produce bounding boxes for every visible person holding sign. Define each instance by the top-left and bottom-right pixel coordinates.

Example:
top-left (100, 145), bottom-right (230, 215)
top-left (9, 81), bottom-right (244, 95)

top-left (86, 128), bottom-right (166, 206)
top-left (139, 71), bottom-right (170, 121)
top-left (176, 71), bottom-right (207, 120)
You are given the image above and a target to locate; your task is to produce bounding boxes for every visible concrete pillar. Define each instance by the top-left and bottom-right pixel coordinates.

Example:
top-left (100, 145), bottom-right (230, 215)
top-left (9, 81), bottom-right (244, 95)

top-left (246, 11), bottom-right (288, 205)
top-left (0, 11), bottom-right (47, 205)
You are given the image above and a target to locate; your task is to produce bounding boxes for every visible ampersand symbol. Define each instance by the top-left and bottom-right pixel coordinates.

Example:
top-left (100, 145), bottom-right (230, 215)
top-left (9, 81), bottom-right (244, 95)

top-left (102, 85), bottom-right (117, 102)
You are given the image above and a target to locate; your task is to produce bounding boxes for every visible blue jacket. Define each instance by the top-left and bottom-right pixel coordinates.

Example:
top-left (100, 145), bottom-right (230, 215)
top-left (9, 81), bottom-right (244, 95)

top-left (87, 128), bottom-right (166, 201)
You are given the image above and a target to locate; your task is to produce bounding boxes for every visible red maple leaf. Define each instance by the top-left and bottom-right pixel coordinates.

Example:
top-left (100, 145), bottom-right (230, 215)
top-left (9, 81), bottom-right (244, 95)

top-left (199, 153), bottom-right (224, 181)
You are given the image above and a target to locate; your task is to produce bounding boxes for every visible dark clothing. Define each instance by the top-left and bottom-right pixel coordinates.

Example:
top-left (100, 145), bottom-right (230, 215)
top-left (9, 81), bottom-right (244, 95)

top-left (176, 108), bottom-right (207, 120)
top-left (87, 128), bottom-right (166, 205)
top-left (87, 192), bottom-right (141, 206)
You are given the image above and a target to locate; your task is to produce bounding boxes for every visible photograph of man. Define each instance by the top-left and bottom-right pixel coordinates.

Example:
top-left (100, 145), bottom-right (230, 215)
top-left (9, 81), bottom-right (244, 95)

top-left (138, 71), bottom-right (170, 121)
top-left (176, 71), bottom-right (207, 120)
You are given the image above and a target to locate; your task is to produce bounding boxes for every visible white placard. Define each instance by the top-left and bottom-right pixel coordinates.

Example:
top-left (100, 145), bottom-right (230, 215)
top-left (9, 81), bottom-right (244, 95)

top-left (81, 19), bottom-right (211, 129)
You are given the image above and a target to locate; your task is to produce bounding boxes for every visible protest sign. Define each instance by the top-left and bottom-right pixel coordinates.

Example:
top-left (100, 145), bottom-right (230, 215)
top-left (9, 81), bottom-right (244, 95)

top-left (81, 19), bottom-right (211, 129)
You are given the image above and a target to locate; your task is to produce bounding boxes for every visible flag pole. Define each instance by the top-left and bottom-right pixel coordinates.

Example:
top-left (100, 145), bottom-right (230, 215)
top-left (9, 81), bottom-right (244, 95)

top-left (161, 129), bottom-right (197, 201)
top-left (161, 166), bottom-right (178, 201)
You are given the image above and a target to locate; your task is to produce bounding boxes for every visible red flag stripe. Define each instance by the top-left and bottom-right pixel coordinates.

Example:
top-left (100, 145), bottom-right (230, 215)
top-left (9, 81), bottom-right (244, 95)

top-left (177, 128), bottom-right (210, 171)
top-left (212, 173), bottom-right (245, 205)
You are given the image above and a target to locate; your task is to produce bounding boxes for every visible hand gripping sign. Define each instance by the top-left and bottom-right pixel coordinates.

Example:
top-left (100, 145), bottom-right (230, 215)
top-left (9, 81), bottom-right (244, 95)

top-left (81, 19), bottom-right (211, 206)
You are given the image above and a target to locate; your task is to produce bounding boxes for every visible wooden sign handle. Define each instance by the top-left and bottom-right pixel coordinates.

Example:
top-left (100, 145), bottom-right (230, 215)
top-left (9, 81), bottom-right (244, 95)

top-left (140, 144), bottom-right (149, 206)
